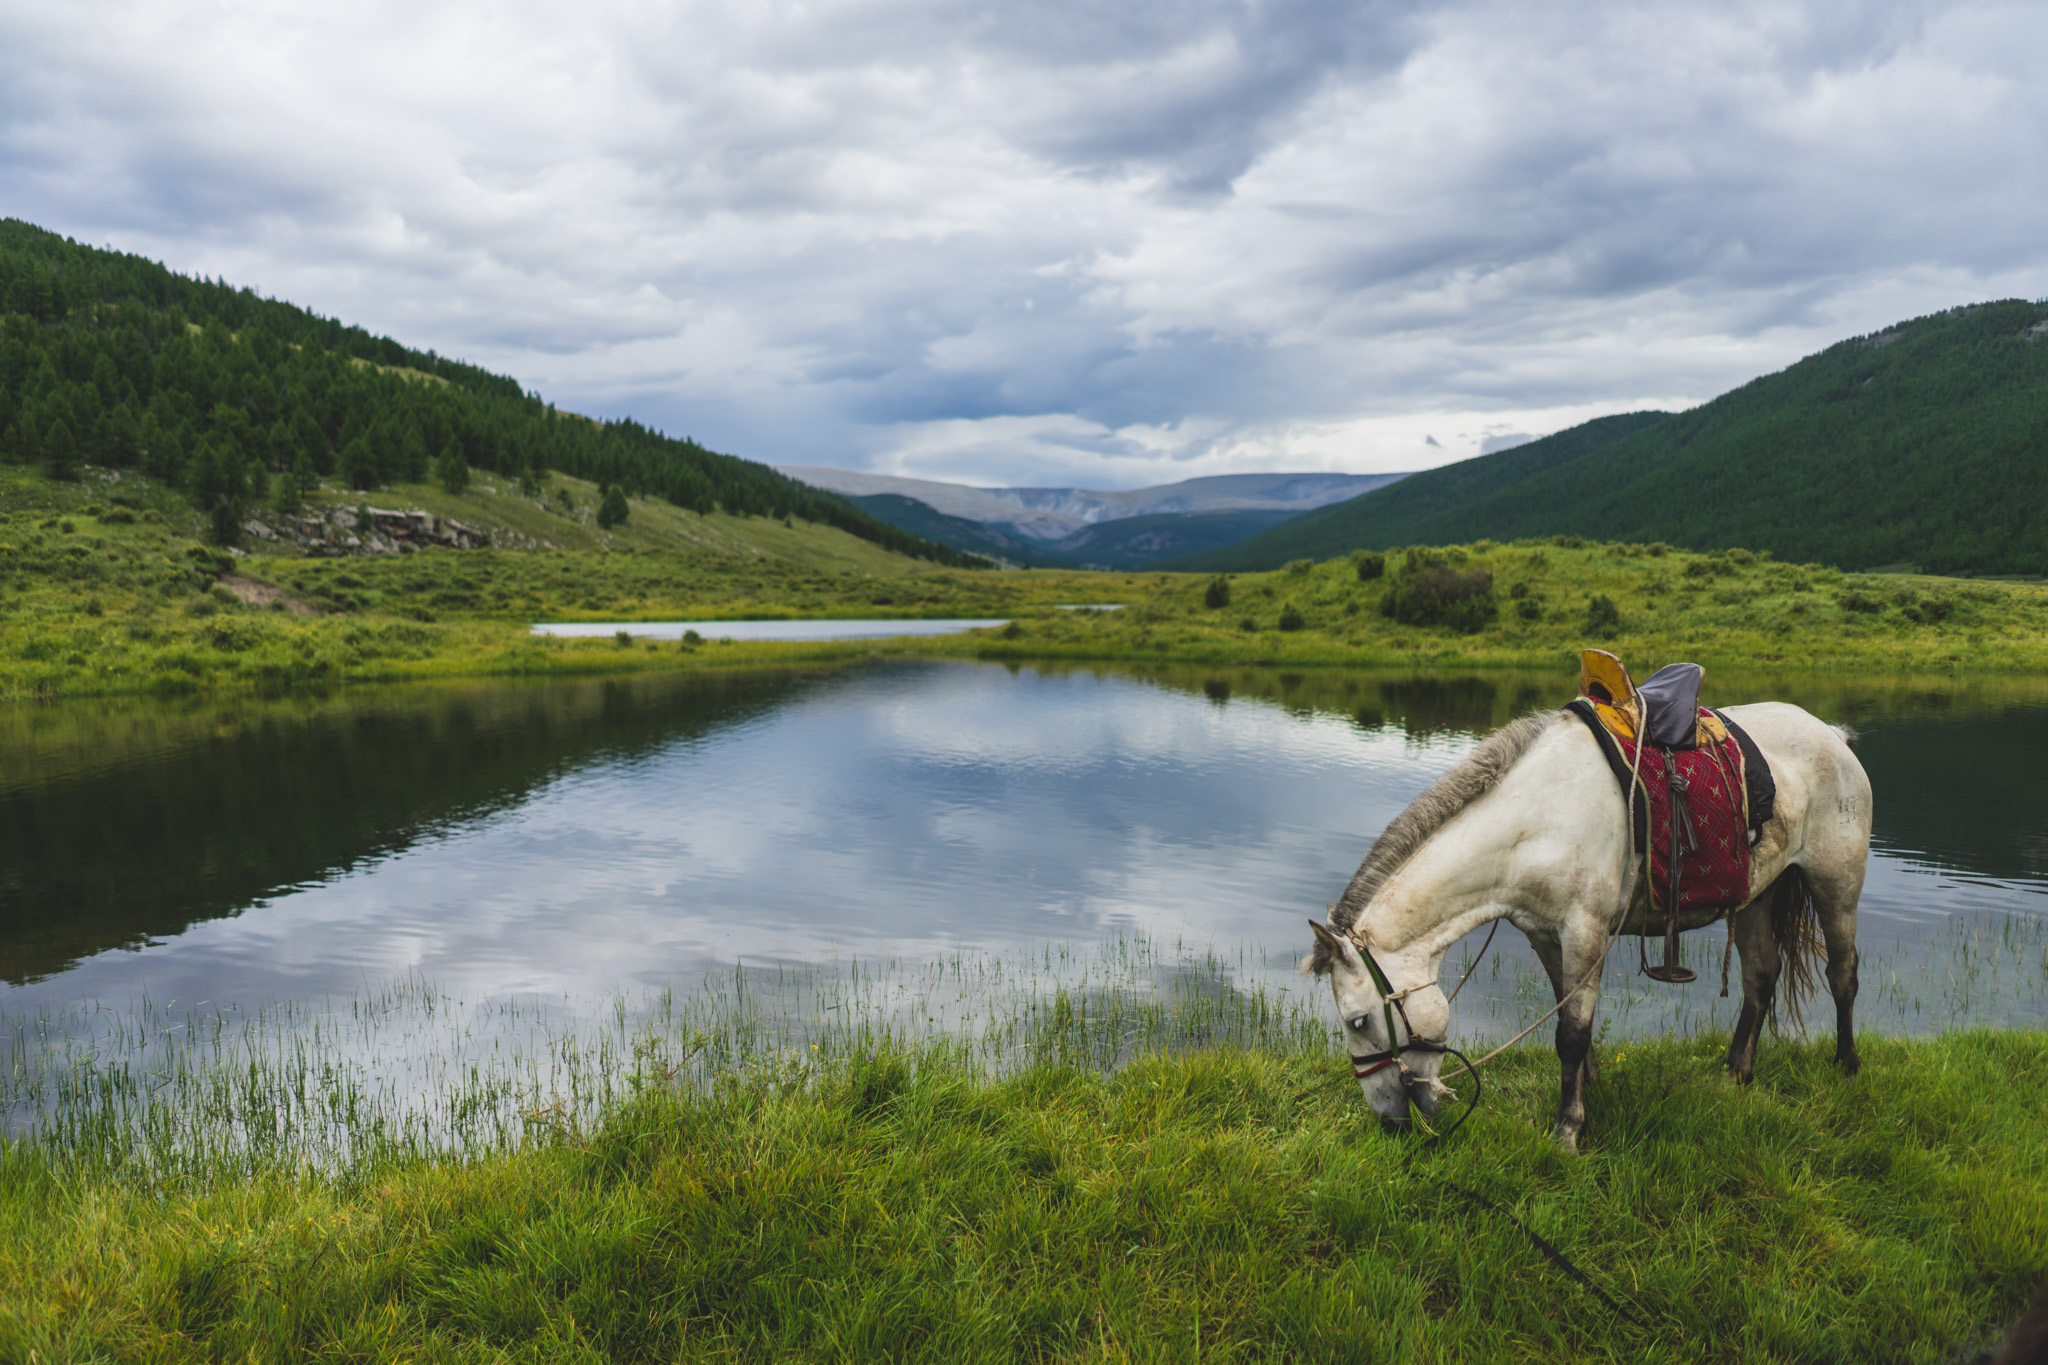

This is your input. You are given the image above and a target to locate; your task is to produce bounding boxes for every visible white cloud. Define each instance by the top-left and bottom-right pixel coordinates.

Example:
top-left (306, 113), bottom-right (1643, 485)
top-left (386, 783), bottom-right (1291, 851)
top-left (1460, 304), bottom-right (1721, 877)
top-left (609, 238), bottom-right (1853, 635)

top-left (4, 0), bottom-right (2046, 488)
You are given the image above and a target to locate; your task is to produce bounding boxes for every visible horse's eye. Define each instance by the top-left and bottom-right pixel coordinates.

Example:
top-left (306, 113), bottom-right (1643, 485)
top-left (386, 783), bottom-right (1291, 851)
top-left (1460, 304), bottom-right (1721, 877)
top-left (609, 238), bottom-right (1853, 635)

top-left (1348, 1015), bottom-right (1371, 1034)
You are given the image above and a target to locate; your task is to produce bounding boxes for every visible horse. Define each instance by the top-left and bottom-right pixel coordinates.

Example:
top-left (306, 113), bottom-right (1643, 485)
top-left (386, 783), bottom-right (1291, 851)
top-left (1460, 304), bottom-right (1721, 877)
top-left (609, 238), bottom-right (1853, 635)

top-left (1305, 701), bottom-right (1871, 1150)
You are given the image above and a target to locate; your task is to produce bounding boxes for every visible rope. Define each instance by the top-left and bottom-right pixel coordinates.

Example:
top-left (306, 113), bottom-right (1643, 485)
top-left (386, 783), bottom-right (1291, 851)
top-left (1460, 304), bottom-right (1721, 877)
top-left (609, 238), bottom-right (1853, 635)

top-left (1445, 919), bottom-right (1500, 1004)
top-left (1446, 705), bottom-right (1648, 1081)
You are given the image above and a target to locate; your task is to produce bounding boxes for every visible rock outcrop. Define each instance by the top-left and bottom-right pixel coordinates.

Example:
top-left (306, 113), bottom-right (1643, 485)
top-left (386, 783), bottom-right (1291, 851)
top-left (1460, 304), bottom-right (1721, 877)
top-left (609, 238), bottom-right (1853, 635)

top-left (247, 507), bottom-right (491, 556)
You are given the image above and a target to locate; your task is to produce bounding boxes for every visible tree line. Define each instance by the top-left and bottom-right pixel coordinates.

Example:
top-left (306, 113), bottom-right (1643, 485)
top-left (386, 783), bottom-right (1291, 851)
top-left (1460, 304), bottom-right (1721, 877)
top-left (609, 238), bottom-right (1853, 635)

top-left (0, 219), bottom-right (985, 565)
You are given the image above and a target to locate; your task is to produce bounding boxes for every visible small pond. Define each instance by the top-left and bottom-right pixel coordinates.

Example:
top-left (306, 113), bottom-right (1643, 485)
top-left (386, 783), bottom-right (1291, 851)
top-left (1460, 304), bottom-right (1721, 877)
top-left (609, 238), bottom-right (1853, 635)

top-left (530, 618), bottom-right (1010, 641)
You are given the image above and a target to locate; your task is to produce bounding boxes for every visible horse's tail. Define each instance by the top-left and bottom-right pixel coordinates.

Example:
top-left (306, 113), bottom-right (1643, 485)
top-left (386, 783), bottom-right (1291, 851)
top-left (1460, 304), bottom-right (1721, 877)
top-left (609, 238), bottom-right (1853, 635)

top-left (1769, 866), bottom-right (1825, 1032)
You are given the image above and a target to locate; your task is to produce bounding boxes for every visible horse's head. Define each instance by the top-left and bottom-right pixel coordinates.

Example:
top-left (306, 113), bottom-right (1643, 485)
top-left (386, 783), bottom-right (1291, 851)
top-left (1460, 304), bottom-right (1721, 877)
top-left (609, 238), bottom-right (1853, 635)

top-left (1307, 918), bottom-right (1453, 1133)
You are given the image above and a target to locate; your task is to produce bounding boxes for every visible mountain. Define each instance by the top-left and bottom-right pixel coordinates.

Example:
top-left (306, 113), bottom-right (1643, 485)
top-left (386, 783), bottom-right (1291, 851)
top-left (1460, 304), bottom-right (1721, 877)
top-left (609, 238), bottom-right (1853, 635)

top-left (1169, 301), bottom-right (2048, 576)
top-left (785, 465), bottom-right (1406, 566)
top-left (780, 466), bottom-right (1406, 540)
top-left (0, 219), bottom-right (982, 566)
top-left (849, 494), bottom-right (1304, 568)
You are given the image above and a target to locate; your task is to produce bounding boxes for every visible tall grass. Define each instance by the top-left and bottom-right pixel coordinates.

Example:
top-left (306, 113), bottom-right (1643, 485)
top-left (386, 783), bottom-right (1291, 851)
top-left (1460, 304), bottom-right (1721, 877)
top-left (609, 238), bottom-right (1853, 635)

top-left (3, 939), bottom-right (2043, 1361)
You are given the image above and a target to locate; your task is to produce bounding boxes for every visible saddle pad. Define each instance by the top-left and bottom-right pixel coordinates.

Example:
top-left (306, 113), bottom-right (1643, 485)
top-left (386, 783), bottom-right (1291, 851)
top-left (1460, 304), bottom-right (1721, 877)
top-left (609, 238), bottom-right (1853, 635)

top-left (1565, 701), bottom-right (1756, 914)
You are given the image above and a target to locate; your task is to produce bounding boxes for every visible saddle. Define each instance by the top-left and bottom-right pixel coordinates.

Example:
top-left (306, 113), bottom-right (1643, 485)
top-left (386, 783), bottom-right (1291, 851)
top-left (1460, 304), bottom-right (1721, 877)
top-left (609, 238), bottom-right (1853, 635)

top-left (1565, 650), bottom-right (1777, 984)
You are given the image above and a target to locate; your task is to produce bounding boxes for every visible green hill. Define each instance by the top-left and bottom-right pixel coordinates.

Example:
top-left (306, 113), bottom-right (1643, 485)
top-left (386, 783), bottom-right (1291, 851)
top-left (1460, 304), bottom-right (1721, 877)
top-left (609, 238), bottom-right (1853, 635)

top-left (0, 219), bottom-right (982, 566)
top-left (1172, 301), bottom-right (2048, 575)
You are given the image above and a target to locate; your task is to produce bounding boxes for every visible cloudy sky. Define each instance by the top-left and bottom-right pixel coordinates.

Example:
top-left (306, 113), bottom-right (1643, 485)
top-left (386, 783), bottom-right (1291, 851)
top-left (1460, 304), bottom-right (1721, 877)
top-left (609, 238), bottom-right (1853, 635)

top-left (5, 0), bottom-right (2046, 488)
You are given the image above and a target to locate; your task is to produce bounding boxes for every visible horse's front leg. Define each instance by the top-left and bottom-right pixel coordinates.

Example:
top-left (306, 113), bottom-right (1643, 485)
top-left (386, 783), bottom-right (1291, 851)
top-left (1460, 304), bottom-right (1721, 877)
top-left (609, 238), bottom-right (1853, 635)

top-left (1532, 930), bottom-right (1603, 1151)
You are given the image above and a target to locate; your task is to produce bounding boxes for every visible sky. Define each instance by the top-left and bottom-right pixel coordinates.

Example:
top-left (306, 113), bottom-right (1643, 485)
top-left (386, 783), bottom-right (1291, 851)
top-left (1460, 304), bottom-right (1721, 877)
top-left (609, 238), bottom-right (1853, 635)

top-left (5, 0), bottom-right (2047, 490)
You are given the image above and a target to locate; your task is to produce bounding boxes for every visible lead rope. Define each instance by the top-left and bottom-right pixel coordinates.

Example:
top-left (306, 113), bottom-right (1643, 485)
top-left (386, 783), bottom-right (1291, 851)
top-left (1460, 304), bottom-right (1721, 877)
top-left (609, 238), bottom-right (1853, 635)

top-left (1399, 712), bottom-right (1649, 1328)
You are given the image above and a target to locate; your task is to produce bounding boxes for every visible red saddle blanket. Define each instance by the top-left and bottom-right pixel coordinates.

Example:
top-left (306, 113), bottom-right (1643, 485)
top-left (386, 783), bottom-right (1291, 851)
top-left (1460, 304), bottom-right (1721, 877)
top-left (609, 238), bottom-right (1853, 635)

top-left (1613, 714), bottom-right (1751, 913)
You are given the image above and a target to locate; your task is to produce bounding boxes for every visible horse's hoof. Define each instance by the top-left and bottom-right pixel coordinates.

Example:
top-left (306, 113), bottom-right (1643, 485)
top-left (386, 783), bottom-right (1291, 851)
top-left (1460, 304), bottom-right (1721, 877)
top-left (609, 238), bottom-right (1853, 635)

top-left (1837, 1053), bottom-right (1861, 1077)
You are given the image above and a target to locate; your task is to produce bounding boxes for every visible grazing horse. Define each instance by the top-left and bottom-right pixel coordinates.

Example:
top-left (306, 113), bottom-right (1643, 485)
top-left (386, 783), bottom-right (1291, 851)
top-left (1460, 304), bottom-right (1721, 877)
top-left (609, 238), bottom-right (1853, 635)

top-left (1306, 702), bottom-right (1870, 1150)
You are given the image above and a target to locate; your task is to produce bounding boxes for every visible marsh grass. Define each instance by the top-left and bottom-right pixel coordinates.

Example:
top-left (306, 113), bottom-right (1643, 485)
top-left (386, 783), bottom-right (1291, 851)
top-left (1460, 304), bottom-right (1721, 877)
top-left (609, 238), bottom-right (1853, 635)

top-left (3, 938), bottom-right (2044, 1362)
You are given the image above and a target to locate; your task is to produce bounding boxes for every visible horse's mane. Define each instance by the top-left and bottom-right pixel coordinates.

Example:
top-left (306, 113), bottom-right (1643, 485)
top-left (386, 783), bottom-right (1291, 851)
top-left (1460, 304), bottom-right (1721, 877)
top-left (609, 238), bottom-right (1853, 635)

top-left (1308, 710), bottom-right (1557, 975)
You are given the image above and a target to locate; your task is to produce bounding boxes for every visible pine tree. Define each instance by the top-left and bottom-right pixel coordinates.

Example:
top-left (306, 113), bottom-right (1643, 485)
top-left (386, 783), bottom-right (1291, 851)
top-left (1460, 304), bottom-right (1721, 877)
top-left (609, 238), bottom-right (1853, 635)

top-left (339, 435), bottom-right (377, 491)
top-left (596, 482), bottom-right (630, 529)
top-left (435, 439), bottom-right (470, 495)
top-left (43, 415), bottom-right (79, 481)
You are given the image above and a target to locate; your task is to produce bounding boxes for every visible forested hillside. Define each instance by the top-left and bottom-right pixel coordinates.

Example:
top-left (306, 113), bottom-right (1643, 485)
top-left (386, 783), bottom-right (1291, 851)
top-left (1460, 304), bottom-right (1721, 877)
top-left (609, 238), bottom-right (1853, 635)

top-left (0, 220), bottom-right (979, 565)
top-left (1179, 301), bottom-right (2048, 575)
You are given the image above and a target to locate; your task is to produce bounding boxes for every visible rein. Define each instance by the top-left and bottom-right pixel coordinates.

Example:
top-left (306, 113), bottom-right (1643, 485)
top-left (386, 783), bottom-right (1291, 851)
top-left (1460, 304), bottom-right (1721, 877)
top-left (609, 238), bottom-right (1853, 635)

top-left (1332, 722), bottom-right (1653, 1327)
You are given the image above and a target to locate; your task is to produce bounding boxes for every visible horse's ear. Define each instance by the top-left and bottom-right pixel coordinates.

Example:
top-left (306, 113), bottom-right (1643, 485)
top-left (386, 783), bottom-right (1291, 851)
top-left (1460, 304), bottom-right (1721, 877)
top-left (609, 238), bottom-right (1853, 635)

top-left (1305, 919), bottom-right (1357, 977)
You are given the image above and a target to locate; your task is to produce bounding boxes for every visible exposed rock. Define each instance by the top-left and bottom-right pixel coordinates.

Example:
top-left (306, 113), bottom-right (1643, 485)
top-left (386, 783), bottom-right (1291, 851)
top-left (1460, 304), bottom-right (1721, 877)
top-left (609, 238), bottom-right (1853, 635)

top-left (248, 506), bottom-right (491, 556)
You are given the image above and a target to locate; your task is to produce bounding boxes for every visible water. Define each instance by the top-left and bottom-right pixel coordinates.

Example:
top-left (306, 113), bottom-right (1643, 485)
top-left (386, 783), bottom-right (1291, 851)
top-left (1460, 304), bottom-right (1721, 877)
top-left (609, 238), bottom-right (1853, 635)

top-left (2, 661), bottom-right (2043, 1156)
top-left (529, 618), bottom-right (1010, 641)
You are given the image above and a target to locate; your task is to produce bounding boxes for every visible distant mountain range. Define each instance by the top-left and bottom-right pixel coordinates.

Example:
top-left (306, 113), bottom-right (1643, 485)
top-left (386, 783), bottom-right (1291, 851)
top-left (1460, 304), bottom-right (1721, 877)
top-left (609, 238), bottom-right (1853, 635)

top-left (776, 467), bottom-right (1407, 567)
top-left (1167, 300), bottom-right (2048, 577)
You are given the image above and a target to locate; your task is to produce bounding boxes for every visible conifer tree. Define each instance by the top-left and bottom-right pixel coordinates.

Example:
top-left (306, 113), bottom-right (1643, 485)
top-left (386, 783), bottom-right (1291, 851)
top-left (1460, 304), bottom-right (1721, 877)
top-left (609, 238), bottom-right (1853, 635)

top-left (43, 415), bottom-right (79, 481)
top-left (435, 439), bottom-right (470, 495)
top-left (596, 482), bottom-right (629, 529)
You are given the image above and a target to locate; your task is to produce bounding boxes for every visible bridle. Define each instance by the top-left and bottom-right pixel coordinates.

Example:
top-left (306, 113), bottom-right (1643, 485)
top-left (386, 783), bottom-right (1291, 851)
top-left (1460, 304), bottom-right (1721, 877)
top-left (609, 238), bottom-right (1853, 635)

top-left (1346, 936), bottom-right (1449, 1082)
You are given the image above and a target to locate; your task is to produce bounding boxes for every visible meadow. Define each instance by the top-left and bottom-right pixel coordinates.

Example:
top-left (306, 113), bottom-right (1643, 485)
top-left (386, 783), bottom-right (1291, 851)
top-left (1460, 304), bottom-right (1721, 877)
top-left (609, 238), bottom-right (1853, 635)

top-left (2, 942), bottom-right (2042, 1364)
top-left (5, 464), bottom-right (2048, 700)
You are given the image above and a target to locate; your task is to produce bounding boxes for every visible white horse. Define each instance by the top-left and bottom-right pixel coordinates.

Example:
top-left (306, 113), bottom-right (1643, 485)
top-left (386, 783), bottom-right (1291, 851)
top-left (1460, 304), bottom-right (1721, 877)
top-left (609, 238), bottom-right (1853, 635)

top-left (1306, 702), bottom-right (1871, 1150)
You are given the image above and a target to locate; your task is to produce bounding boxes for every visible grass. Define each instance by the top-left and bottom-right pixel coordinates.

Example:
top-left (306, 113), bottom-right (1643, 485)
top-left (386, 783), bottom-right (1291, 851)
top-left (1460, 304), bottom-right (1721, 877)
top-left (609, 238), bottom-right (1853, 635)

top-left (7, 465), bottom-right (2048, 701)
top-left (0, 941), bottom-right (2042, 1362)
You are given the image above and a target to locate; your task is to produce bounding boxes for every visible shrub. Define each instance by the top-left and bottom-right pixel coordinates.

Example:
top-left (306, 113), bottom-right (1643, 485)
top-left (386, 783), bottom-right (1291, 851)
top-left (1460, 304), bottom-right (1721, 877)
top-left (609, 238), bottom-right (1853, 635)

top-left (1277, 604), bottom-right (1305, 631)
top-left (1350, 550), bottom-right (1386, 581)
top-left (614, 629), bottom-right (633, 647)
top-left (1515, 597), bottom-right (1542, 622)
top-left (1840, 591), bottom-right (1885, 614)
top-left (1550, 534), bottom-right (1585, 549)
top-left (1900, 597), bottom-right (1954, 625)
top-left (1647, 542), bottom-right (1671, 557)
top-left (1584, 594), bottom-right (1622, 637)
top-left (1204, 576), bottom-right (1231, 609)
top-left (1380, 566), bottom-right (1498, 632)
top-left (1237, 617), bottom-right (1258, 633)
top-left (1284, 559), bottom-right (1313, 576)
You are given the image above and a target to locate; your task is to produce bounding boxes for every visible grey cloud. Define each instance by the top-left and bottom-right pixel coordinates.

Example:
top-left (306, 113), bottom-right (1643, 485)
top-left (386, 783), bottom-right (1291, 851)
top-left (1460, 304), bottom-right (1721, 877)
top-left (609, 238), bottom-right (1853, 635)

top-left (4, 0), bottom-right (2047, 484)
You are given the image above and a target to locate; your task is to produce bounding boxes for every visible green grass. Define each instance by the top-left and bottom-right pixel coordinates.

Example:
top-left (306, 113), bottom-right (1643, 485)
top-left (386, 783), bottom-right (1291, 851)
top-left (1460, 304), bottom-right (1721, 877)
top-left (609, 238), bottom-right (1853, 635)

top-left (3, 997), bottom-right (2042, 1362)
top-left (8, 465), bottom-right (2048, 700)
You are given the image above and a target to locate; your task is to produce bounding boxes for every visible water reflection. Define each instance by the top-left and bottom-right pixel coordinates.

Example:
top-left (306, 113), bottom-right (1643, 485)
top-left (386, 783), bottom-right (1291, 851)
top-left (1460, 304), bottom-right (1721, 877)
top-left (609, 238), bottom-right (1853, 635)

top-left (0, 660), bottom-right (2041, 1043)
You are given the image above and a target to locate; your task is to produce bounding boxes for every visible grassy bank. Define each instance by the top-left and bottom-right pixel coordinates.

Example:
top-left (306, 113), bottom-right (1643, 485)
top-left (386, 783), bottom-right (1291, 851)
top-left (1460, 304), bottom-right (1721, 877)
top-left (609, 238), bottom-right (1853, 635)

top-left (3, 1023), bottom-right (2043, 1362)
top-left (7, 465), bottom-right (2048, 699)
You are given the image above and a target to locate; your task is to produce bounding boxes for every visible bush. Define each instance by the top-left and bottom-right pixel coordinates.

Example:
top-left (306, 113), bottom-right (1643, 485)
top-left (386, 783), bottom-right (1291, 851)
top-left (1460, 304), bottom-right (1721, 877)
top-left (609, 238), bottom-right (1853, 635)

top-left (1647, 542), bottom-right (1671, 557)
top-left (1350, 550), bottom-right (1386, 581)
top-left (1583, 594), bottom-right (1622, 637)
top-left (1237, 617), bottom-right (1258, 633)
top-left (1277, 604), bottom-right (1305, 631)
top-left (1379, 566), bottom-right (1498, 632)
top-left (1840, 591), bottom-right (1885, 614)
top-left (597, 484), bottom-right (630, 530)
top-left (1515, 597), bottom-right (1542, 622)
top-left (1204, 576), bottom-right (1231, 609)
top-left (1284, 559), bottom-right (1313, 576)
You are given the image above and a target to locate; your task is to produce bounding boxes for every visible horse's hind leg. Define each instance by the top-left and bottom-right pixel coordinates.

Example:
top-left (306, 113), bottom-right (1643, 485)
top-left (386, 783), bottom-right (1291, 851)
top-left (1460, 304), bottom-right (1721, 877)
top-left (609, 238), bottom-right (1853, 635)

top-left (1803, 866), bottom-right (1863, 1076)
top-left (1725, 896), bottom-right (1779, 1085)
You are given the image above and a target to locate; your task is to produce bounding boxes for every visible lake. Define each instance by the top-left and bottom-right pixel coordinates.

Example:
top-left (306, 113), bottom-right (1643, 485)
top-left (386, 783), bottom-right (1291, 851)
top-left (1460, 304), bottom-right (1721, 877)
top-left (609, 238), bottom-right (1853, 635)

top-left (3, 660), bottom-right (2044, 1145)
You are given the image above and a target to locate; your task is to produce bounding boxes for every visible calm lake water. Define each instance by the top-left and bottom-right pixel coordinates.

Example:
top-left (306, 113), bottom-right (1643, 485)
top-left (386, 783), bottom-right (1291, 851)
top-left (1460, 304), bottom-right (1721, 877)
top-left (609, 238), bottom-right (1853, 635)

top-left (3, 661), bottom-right (2044, 1060)
top-left (530, 618), bottom-right (1011, 641)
